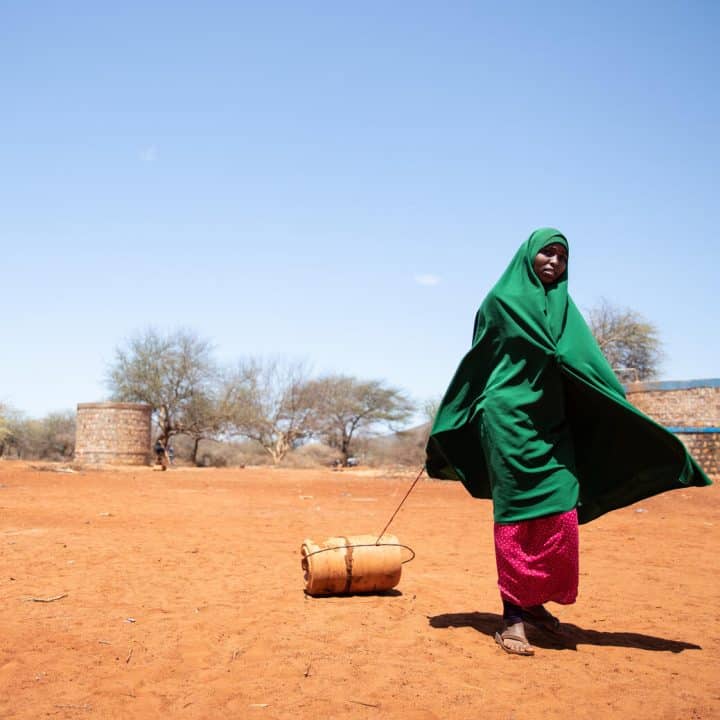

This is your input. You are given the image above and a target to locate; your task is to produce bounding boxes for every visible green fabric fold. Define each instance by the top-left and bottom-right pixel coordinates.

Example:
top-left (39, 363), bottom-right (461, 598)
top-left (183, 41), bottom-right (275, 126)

top-left (425, 228), bottom-right (711, 524)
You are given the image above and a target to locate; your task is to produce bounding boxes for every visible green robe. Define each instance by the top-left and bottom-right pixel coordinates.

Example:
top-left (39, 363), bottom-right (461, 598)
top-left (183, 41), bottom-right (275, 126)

top-left (425, 228), bottom-right (712, 524)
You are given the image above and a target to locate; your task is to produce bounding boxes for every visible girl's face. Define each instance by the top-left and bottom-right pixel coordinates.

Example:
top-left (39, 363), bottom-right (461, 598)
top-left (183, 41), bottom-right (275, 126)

top-left (533, 243), bottom-right (568, 285)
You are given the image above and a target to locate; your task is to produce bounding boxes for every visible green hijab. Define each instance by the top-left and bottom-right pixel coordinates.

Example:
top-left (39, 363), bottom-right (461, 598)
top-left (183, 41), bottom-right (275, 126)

top-left (426, 228), bottom-right (711, 524)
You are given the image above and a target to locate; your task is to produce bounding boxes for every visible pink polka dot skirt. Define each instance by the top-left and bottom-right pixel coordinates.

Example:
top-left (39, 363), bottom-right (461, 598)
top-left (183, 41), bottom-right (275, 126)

top-left (494, 508), bottom-right (579, 607)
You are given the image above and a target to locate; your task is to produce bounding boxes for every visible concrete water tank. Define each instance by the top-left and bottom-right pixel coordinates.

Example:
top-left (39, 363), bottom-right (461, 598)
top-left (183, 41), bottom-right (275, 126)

top-left (74, 402), bottom-right (152, 465)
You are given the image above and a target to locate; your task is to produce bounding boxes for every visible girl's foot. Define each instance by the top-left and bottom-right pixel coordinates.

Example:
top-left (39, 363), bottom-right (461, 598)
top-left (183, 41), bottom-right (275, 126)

top-left (494, 621), bottom-right (534, 656)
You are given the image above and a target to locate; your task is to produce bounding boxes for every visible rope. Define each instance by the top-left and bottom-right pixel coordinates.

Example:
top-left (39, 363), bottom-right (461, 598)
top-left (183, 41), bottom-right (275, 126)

top-left (302, 542), bottom-right (416, 564)
top-left (301, 464), bottom-right (426, 567)
top-left (374, 464), bottom-right (425, 545)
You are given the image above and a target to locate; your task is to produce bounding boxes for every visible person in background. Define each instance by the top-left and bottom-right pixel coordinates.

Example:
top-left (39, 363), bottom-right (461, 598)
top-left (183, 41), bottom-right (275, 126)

top-left (154, 439), bottom-right (168, 469)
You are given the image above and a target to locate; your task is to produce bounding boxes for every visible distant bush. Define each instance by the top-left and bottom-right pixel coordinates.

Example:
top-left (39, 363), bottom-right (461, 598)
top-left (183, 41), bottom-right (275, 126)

top-left (148, 430), bottom-right (429, 470)
top-left (170, 435), bottom-right (263, 467)
top-left (282, 442), bottom-right (340, 468)
top-left (363, 424), bottom-right (429, 468)
top-left (197, 452), bottom-right (228, 468)
top-left (0, 410), bottom-right (75, 461)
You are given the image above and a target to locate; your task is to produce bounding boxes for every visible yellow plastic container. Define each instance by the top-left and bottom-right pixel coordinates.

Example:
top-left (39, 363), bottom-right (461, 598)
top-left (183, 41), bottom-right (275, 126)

top-left (301, 534), bottom-right (403, 596)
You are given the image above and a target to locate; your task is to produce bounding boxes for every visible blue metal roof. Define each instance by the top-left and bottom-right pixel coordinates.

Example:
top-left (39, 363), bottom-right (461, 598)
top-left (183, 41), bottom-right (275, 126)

top-left (665, 425), bottom-right (720, 435)
top-left (625, 378), bottom-right (720, 392)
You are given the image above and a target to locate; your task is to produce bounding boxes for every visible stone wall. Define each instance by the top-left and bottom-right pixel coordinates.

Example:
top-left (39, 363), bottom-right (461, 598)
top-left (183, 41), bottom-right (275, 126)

top-left (74, 402), bottom-right (152, 465)
top-left (625, 379), bottom-right (720, 476)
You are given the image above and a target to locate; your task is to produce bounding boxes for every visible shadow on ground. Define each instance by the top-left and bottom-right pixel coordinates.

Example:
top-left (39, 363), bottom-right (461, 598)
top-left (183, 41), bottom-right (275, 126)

top-left (428, 612), bottom-right (701, 653)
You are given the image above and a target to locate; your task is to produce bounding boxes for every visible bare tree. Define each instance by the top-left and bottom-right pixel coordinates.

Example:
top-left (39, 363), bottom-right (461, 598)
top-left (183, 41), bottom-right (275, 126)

top-left (221, 357), bottom-right (316, 464)
top-left (177, 390), bottom-right (227, 465)
top-left (36, 411), bottom-right (76, 459)
top-left (107, 328), bottom-right (218, 446)
top-left (587, 299), bottom-right (663, 382)
top-left (422, 397), bottom-right (441, 426)
top-left (307, 375), bottom-right (415, 466)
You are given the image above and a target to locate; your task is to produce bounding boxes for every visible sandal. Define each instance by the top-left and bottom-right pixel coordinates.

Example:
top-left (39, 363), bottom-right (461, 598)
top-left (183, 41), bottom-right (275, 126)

top-left (494, 629), bottom-right (535, 656)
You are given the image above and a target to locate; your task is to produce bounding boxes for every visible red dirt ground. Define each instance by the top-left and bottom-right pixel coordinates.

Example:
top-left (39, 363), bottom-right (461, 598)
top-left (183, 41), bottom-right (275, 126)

top-left (0, 461), bottom-right (718, 719)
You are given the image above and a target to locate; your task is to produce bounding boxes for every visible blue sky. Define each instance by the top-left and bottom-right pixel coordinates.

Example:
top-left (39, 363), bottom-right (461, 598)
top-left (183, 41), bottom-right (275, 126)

top-left (1, 1), bottom-right (718, 419)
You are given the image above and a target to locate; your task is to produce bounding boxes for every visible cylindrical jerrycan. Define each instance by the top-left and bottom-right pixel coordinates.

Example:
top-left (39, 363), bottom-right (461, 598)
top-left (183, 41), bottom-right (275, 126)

top-left (301, 534), bottom-right (403, 596)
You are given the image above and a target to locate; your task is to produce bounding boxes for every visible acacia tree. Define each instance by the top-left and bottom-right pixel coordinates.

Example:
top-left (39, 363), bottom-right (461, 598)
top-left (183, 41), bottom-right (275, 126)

top-left (307, 375), bottom-right (415, 466)
top-left (221, 357), bottom-right (317, 464)
top-left (587, 299), bottom-right (663, 382)
top-left (107, 328), bottom-right (219, 447)
top-left (177, 390), bottom-right (227, 465)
